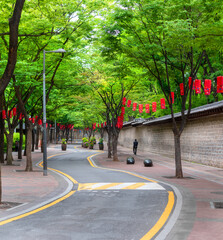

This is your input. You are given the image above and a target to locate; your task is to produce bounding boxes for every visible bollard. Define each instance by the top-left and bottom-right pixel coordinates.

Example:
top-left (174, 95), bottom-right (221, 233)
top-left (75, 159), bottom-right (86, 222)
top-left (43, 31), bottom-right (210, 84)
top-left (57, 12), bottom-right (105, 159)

top-left (127, 156), bottom-right (135, 164)
top-left (144, 159), bottom-right (153, 167)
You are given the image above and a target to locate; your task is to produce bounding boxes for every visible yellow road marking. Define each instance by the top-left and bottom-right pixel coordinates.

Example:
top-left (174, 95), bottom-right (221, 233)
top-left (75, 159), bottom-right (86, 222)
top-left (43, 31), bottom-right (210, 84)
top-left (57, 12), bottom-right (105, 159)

top-left (48, 167), bottom-right (78, 184)
top-left (38, 154), bottom-right (78, 184)
top-left (0, 191), bottom-right (76, 226)
top-left (87, 153), bottom-right (175, 239)
top-left (122, 182), bottom-right (146, 190)
top-left (0, 153), bottom-right (78, 226)
top-left (87, 154), bottom-right (157, 183)
top-left (78, 183), bottom-right (99, 191)
top-left (93, 182), bottom-right (121, 190)
top-left (140, 191), bottom-right (175, 240)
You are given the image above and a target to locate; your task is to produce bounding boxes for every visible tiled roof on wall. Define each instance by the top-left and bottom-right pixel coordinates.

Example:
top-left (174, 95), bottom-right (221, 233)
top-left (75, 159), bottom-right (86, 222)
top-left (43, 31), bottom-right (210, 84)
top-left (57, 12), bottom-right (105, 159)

top-left (123, 100), bottom-right (223, 127)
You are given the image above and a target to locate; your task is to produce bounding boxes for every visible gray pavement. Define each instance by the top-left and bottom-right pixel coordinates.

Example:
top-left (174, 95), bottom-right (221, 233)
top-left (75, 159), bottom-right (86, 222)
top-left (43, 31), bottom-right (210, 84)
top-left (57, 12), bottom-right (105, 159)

top-left (0, 146), bottom-right (171, 240)
top-left (93, 144), bottom-right (223, 240)
top-left (0, 142), bottom-right (223, 239)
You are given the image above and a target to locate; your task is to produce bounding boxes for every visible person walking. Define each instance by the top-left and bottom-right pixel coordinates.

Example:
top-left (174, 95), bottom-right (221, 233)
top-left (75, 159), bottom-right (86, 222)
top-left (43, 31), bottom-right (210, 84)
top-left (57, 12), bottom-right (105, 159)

top-left (133, 139), bottom-right (138, 155)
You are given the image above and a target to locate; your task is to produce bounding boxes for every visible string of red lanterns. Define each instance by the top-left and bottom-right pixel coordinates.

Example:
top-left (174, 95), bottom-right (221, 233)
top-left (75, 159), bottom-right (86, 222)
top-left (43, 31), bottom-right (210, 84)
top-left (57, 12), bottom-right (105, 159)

top-left (123, 76), bottom-right (222, 114)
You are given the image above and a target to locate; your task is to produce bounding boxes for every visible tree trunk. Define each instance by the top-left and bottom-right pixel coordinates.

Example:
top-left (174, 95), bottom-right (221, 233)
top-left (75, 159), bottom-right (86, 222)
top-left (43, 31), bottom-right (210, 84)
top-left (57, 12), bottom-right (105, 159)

top-left (0, 126), bottom-right (4, 164)
top-left (23, 129), bottom-right (26, 156)
top-left (32, 129), bottom-right (35, 152)
top-left (0, 96), bottom-right (4, 163)
top-left (112, 134), bottom-right (119, 162)
top-left (174, 133), bottom-right (183, 178)
top-left (18, 120), bottom-right (23, 159)
top-left (25, 124), bottom-right (33, 171)
top-left (56, 127), bottom-right (58, 144)
top-left (35, 126), bottom-right (40, 150)
top-left (0, 165), bottom-right (1, 203)
top-left (107, 131), bottom-right (112, 158)
top-left (0, 0), bottom-right (26, 96)
top-left (6, 131), bottom-right (14, 165)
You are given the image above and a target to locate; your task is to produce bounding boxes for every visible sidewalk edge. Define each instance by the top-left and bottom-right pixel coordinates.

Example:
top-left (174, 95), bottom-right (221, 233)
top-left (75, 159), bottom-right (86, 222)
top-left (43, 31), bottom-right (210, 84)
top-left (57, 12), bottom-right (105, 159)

top-left (0, 159), bottom-right (74, 223)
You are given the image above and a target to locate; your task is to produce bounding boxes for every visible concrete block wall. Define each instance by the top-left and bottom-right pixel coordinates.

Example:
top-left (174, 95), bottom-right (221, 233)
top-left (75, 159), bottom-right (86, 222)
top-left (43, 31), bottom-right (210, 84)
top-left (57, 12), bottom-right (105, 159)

top-left (118, 113), bottom-right (223, 168)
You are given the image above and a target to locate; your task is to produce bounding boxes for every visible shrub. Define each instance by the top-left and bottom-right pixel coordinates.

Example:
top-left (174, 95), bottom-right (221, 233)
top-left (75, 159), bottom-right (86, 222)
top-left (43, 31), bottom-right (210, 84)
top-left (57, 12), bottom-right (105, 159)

top-left (82, 137), bottom-right (88, 143)
top-left (4, 133), bottom-right (26, 152)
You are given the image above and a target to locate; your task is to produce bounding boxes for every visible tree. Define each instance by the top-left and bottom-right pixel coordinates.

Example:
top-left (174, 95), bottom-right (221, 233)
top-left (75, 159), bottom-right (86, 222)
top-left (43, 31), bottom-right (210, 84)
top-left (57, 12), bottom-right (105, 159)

top-left (99, 0), bottom-right (223, 177)
top-left (0, 0), bottom-right (25, 96)
top-left (85, 55), bottom-right (138, 161)
top-left (0, 0), bottom-right (26, 204)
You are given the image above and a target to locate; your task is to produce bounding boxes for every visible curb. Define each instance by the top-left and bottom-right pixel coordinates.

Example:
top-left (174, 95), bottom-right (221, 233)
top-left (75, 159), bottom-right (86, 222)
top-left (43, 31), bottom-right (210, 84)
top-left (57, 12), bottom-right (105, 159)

top-left (0, 157), bottom-right (74, 224)
top-left (90, 155), bottom-right (183, 240)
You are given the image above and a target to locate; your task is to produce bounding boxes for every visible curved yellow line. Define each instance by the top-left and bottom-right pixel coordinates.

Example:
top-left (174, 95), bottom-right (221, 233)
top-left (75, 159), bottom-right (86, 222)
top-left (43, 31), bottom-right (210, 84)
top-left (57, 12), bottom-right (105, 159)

top-left (88, 153), bottom-right (175, 239)
top-left (140, 191), bottom-right (175, 240)
top-left (87, 154), bottom-right (157, 183)
top-left (0, 191), bottom-right (75, 226)
top-left (0, 153), bottom-right (78, 226)
top-left (48, 167), bottom-right (78, 184)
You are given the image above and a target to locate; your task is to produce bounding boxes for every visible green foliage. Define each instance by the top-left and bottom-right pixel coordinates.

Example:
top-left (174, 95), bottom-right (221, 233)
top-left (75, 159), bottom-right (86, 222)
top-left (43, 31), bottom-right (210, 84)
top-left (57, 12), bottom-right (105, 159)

top-left (61, 138), bottom-right (67, 144)
top-left (89, 137), bottom-right (94, 147)
top-left (82, 137), bottom-right (88, 143)
top-left (3, 133), bottom-right (25, 152)
top-left (1, 0), bottom-right (223, 132)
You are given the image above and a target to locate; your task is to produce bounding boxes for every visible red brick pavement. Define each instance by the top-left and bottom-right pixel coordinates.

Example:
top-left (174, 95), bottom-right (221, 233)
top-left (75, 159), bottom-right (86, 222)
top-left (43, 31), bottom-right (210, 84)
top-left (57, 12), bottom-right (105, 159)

top-left (0, 148), bottom-right (62, 213)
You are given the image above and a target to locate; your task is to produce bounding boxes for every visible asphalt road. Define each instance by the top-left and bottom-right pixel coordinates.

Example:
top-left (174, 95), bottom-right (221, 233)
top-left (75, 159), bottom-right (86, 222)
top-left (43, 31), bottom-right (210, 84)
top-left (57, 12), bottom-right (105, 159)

top-left (0, 148), bottom-right (173, 240)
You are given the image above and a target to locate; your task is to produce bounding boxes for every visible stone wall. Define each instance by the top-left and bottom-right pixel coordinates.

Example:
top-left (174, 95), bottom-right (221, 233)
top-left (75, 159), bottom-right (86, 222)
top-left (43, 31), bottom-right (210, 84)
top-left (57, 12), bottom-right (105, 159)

top-left (118, 113), bottom-right (223, 168)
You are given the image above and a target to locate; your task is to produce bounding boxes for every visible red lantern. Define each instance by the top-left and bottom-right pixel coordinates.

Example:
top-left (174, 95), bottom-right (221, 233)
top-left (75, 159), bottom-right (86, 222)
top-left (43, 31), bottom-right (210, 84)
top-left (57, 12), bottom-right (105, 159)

top-left (188, 77), bottom-right (196, 90)
top-left (169, 92), bottom-right (174, 104)
top-left (8, 110), bottom-right (12, 118)
top-left (122, 97), bottom-right (126, 106)
top-left (152, 102), bottom-right (157, 112)
top-left (217, 76), bottom-right (223, 93)
top-left (104, 122), bottom-right (107, 126)
top-left (98, 124), bottom-right (99, 128)
top-left (195, 79), bottom-right (201, 94)
top-left (139, 104), bottom-right (143, 113)
top-left (160, 98), bottom-right (165, 109)
top-left (127, 100), bottom-right (131, 107)
top-left (38, 119), bottom-right (42, 125)
top-left (188, 77), bottom-right (192, 88)
top-left (116, 116), bottom-right (123, 129)
top-left (101, 123), bottom-right (103, 128)
top-left (204, 79), bottom-right (212, 95)
top-left (2, 110), bottom-right (6, 119)
top-left (19, 113), bottom-right (23, 120)
top-left (46, 123), bottom-right (48, 129)
top-left (132, 103), bottom-right (137, 111)
top-left (145, 104), bottom-right (150, 113)
top-left (121, 106), bottom-right (125, 114)
top-left (180, 83), bottom-right (184, 96)
top-left (32, 118), bottom-right (35, 124)
top-left (13, 108), bottom-right (17, 116)
top-left (116, 116), bottom-right (120, 128)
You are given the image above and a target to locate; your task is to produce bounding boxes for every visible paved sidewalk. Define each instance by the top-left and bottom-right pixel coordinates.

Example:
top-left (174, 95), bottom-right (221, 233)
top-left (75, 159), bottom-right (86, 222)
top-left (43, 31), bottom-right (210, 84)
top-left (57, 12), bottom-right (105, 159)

top-left (92, 144), bottom-right (223, 240)
top-left (1, 143), bottom-right (223, 239)
top-left (0, 146), bottom-right (72, 221)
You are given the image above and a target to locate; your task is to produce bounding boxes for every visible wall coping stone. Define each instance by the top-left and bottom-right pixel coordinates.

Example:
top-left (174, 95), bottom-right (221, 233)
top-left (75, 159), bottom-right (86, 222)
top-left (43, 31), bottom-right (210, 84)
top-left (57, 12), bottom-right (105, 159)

top-left (123, 100), bottom-right (223, 128)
